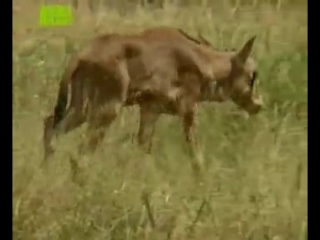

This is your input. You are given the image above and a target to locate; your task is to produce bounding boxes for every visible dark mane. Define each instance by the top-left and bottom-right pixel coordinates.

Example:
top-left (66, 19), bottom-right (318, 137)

top-left (177, 28), bottom-right (236, 52)
top-left (177, 29), bottom-right (203, 45)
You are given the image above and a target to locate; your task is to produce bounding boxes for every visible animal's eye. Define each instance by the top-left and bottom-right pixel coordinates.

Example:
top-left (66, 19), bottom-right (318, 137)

top-left (252, 71), bottom-right (258, 81)
top-left (248, 71), bottom-right (258, 88)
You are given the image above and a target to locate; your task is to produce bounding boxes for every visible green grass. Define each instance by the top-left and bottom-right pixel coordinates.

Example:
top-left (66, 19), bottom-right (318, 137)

top-left (13, 3), bottom-right (307, 240)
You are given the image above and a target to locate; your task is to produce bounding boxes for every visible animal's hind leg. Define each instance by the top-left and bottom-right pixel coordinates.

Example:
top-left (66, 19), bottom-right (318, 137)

top-left (76, 59), bottom-right (130, 155)
top-left (55, 108), bottom-right (85, 137)
top-left (70, 103), bottom-right (120, 183)
top-left (78, 103), bottom-right (120, 155)
top-left (43, 115), bottom-right (56, 162)
top-left (43, 108), bottom-right (85, 162)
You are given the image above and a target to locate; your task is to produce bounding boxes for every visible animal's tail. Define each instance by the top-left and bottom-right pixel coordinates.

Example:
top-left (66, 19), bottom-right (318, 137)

top-left (53, 57), bottom-right (79, 128)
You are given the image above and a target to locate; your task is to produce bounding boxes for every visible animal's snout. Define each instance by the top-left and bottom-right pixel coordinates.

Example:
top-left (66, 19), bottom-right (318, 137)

top-left (247, 95), bottom-right (263, 115)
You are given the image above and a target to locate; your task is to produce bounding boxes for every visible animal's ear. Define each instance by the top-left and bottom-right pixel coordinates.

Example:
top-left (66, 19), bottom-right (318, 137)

top-left (234, 35), bottom-right (256, 65)
top-left (197, 32), bottom-right (212, 47)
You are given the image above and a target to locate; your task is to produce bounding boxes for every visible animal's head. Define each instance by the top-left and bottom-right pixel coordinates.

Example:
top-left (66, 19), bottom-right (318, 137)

top-left (202, 36), bottom-right (263, 115)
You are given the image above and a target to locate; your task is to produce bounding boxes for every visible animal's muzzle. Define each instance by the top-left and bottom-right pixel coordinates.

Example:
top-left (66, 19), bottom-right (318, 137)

top-left (247, 95), bottom-right (263, 115)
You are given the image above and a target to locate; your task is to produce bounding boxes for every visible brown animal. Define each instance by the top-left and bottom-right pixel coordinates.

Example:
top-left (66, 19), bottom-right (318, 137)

top-left (43, 27), bottom-right (262, 162)
top-left (135, 27), bottom-right (262, 150)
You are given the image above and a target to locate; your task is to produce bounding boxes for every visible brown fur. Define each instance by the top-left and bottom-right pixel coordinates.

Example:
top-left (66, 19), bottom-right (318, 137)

top-left (43, 27), bottom-right (262, 161)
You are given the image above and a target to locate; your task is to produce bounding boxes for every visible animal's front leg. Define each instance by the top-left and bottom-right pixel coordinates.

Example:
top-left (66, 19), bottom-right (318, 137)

top-left (137, 104), bottom-right (160, 153)
top-left (182, 109), bottom-right (198, 152)
top-left (177, 96), bottom-right (198, 151)
top-left (179, 100), bottom-right (202, 176)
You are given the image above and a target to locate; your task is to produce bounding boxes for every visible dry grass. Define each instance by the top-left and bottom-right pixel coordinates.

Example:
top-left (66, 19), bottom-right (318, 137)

top-left (13, 2), bottom-right (307, 240)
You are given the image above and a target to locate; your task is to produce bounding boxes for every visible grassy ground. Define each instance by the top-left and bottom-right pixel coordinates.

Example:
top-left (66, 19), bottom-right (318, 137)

top-left (13, 2), bottom-right (307, 240)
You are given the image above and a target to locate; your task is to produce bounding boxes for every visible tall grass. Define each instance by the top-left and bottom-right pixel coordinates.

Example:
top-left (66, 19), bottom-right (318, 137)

top-left (13, 1), bottom-right (307, 239)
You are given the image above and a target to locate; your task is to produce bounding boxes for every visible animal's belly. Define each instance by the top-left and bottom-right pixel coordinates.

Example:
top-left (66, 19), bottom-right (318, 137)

top-left (125, 90), bottom-right (179, 115)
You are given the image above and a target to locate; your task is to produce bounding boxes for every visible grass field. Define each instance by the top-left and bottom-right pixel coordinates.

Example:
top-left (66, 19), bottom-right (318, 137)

top-left (13, 2), bottom-right (307, 240)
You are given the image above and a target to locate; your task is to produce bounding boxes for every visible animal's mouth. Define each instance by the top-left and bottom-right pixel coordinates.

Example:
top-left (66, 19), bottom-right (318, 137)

top-left (247, 103), bottom-right (262, 115)
top-left (246, 96), bottom-right (263, 115)
top-left (233, 93), bottom-right (263, 115)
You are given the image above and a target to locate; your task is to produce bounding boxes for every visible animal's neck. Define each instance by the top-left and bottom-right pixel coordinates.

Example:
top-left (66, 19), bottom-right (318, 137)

top-left (200, 81), bottom-right (229, 103)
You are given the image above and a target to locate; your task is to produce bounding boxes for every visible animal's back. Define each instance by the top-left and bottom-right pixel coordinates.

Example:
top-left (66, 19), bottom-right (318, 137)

top-left (63, 30), bottom-right (210, 111)
top-left (141, 27), bottom-right (202, 46)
